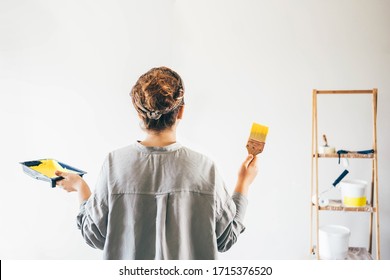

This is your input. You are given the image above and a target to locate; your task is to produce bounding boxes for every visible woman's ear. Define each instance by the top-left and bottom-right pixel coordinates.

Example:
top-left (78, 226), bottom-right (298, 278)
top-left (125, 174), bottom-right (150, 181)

top-left (177, 105), bottom-right (185, 120)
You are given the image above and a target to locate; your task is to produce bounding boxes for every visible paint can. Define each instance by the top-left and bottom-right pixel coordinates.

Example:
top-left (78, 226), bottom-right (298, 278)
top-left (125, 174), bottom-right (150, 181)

top-left (319, 225), bottom-right (351, 260)
top-left (339, 179), bottom-right (367, 207)
top-left (318, 145), bottom-right (336, 154)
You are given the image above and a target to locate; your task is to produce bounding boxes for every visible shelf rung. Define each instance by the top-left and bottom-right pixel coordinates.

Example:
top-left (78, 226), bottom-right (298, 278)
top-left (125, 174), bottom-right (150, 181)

top-left (314, 199), bottom-right (375, 212)
top-left (313, 153), bottom-right (374, 159)
top-left (315, 89), bottom-right (374, 94)
top-left (312, 246), bottom-right (373, 260)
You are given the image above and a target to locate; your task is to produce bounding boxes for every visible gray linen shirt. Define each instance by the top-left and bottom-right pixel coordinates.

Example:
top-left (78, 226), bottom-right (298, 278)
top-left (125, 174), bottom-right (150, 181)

top-left (77, 142), bottom-right (248, 259)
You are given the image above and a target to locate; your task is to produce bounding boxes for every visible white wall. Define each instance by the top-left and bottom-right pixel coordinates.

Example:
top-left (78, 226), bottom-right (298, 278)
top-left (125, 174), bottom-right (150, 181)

top-left (1, 0), bottom-right (389, 260)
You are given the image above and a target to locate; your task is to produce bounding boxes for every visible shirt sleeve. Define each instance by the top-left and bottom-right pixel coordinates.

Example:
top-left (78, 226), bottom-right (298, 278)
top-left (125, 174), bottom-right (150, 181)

top-left (214, 167), bottom-right (249, 253)
top-left (76, 156), bottom-right (110, 250)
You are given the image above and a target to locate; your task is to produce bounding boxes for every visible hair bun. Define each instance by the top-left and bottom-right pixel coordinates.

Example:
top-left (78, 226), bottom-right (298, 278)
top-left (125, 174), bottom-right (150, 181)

top-left (131, 66), bottom-right (185, 129)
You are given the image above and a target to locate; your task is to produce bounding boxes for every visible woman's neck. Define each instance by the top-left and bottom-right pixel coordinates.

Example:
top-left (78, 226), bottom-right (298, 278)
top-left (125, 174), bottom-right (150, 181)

top-left (141, 128), bottom-right (177, 147)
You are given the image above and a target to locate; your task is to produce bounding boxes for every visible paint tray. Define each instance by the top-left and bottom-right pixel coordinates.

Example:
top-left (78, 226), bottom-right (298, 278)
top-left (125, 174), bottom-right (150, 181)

top-left (20, 159), bottom-right (87, 188)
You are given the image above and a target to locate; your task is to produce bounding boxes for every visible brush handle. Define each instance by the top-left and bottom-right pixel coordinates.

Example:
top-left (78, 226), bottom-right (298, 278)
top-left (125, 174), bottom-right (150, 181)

top-left (246, 139), bottom-right (265, 155)
top-left (322, 134), bottom-right (328, 146)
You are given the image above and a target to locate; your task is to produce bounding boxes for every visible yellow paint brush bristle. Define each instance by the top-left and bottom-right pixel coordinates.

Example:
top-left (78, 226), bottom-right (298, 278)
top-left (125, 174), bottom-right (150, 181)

top-left (249, 123), bottom-right (269, 142)
top-left (246, 122), bottom-right (269, 155)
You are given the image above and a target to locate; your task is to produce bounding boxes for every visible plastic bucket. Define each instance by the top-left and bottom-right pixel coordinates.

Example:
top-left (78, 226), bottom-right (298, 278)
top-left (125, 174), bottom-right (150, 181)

top-left (339, 180), bottom-right (367, 207)
top-left (319, 225), bottom-right (350, 260)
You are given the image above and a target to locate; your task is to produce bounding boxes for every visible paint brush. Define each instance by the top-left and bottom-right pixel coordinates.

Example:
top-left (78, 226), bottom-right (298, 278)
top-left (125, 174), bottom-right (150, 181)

top-left (246, 122), bottom-right (269, 155)
top-left (322, 134), bottom-right (329, 147)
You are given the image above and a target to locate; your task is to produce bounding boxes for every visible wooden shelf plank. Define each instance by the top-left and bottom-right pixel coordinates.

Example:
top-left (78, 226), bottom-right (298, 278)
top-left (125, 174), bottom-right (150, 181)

top-left (315, 90), bottom-right (374, 94)
top-left (313, 247), bottom-right (374, 260)
top-left (313, 153), bottom-right (374, 159)
top-left (315, 199), bottom-right (375, 212)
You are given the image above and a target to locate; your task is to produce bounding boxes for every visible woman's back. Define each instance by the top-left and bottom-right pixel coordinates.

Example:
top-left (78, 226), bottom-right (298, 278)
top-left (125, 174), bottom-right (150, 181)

top-left (78, 142), bottom-right (247, 259)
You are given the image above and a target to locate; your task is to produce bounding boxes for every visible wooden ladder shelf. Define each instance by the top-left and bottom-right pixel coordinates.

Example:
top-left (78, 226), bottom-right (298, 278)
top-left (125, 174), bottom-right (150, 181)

top-left (310, 89), bottom-right (380, 260)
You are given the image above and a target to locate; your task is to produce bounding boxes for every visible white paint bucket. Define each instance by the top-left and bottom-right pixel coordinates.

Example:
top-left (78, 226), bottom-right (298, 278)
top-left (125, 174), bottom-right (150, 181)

top-left (319, 225), bottom-right (350, 260)
top-left (339, 179), bottom-right (367, 207)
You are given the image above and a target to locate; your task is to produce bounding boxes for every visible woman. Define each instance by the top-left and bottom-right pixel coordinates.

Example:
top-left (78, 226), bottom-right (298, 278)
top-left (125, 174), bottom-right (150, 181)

top-left (56, 66), bottom-right (258, 260)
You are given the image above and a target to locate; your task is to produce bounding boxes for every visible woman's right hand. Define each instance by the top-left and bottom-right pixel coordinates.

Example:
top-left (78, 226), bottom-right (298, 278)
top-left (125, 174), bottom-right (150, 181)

top-left (55, 170), bottom-right (86, 192)
top-left (55, 170), bottom-right (92, 203)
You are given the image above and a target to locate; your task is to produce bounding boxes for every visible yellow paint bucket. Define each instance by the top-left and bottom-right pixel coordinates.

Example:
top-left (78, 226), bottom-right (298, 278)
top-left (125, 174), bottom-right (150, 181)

top-left (339, 180), bottom-right (367, 207)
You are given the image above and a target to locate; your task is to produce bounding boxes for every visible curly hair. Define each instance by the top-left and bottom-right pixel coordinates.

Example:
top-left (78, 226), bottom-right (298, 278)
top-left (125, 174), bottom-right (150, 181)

top-left (130, 67), bottom-right (185, 132)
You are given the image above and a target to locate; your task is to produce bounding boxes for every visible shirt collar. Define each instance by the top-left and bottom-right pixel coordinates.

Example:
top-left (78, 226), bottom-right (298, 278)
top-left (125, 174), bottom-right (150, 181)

top-left (135, 141), bottom-right (182, 153)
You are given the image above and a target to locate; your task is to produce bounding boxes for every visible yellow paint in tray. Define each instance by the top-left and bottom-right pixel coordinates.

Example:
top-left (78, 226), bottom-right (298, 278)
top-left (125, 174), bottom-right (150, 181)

top-left (29, 159), bottom-right (77, 178)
